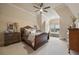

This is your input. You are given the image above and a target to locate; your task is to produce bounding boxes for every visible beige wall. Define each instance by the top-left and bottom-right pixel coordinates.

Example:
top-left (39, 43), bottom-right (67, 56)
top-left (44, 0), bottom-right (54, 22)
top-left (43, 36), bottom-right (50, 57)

top-left (36, 14), bottom-right (42, 30)
top-left (42, 14), bottom-right (48, 32)
top-left (0, 4), bottom-right (38, 46)
top-left (54, 4), bottom-right (74, 39)
top-left (49, 19), bottom-right (60, 25)
top-left (36, 13), bottom-right (49, 33)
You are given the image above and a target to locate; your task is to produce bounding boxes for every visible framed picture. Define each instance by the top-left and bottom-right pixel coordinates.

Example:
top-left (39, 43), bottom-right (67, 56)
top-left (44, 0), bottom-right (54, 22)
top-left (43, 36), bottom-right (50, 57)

top-left (7, 23), bottom-right (14, 32)
top-left (6, 22), bottom-right (18, 32)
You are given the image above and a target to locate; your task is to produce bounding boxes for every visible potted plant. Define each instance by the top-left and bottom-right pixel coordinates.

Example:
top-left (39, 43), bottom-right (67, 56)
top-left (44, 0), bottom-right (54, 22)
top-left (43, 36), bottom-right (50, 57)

top-left (72, 16), bottom-right (77, 28)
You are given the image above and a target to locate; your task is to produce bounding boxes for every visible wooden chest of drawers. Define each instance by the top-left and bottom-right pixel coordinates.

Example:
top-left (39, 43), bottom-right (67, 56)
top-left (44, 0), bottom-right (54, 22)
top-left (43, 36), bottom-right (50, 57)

top-left (4, 32), bottom-right (21, 46)
top-left (69, 28), bottom-right (79, 53)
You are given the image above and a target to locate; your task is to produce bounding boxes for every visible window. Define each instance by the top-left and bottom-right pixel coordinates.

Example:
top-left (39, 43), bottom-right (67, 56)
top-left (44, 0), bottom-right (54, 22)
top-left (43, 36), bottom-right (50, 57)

top-left (50, 24), bottom-right (60, 32)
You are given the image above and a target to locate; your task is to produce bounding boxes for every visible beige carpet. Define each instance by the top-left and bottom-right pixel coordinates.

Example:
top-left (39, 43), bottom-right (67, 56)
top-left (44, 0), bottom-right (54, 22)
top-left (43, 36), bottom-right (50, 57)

top-left (0, 37), bottom-right (78, 55)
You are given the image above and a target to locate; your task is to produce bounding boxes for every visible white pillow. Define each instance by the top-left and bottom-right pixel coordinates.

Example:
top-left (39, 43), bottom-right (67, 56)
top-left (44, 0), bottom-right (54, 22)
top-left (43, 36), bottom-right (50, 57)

top-left (31, 29), bottom-right (36, 34)
top-left (25, 29), bottom-right (31, 35)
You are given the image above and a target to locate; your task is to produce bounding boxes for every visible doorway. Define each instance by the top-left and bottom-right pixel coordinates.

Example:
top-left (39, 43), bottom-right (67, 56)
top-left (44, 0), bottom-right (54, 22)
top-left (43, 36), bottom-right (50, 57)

top-left (49, 19), bottom-right (60, 37)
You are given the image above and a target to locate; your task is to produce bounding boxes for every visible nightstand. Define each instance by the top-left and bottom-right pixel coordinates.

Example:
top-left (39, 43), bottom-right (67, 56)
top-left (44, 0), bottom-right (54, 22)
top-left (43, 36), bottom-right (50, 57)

top-left (4, 32), bottom-right (21, 46)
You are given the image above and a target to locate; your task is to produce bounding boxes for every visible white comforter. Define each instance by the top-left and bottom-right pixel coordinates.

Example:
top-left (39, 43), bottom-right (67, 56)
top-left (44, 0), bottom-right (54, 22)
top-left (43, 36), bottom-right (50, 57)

top-left (27, 30), bottom-right (36, 47)
top-left (27, 29), bottom-right (42, 47)
top-left (25, 28), bottom-right (42, 47)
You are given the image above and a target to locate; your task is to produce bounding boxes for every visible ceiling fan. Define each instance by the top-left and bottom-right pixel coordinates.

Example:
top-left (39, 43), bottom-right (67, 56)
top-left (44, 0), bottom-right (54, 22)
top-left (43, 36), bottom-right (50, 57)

top-left (33, 3), bottom-right (50, 13)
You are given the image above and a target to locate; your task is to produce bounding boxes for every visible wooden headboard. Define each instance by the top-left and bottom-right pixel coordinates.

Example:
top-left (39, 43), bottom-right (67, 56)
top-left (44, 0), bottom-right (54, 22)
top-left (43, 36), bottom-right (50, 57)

top-left (23, 25), bottom-right (33, 29)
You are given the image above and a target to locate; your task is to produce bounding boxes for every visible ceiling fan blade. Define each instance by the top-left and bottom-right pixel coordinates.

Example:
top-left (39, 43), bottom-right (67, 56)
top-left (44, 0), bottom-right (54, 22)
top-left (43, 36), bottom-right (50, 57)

top-left (44, 6), bottom-right (50, 9)
top-left (33, 6), bottom-right (40, 9)
top-left (34, 10), bottom-right (39, 12)
top-left (40, 3), bottom-right (43, 7)
top-left (43, 10), bottom-right (48, 12)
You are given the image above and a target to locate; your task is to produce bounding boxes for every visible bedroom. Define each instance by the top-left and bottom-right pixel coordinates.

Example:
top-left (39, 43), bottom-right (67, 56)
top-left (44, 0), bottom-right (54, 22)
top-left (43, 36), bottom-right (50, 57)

top-left (0, 3), bottom-right (79, 55)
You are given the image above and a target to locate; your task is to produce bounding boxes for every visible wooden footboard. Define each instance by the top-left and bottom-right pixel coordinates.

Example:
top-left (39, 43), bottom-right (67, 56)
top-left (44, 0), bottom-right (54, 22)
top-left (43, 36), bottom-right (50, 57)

top-left (34, 33), bottom-right (49, 50)
top-left (21, 33), bottom-right (49, 50)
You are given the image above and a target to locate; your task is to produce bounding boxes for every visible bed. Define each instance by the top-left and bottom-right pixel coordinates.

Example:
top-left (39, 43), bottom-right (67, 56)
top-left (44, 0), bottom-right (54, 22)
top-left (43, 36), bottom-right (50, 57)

top-left (20, 26), bottom-right (49, 50)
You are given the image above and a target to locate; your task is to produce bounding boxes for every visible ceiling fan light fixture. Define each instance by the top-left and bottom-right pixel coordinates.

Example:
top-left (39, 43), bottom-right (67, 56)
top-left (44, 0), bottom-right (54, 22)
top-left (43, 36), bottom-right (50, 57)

top-left (33, 3), bottom-right (50, 13)
top-left (40, 8), bottom-right (43, 12)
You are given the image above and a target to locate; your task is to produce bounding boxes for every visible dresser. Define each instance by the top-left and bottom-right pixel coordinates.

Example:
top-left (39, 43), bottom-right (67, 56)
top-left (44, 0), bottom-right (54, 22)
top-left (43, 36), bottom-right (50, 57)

top-left (69, 28), bottom-right (79, 53)
top-left (4, 32), bottom-right (21, 46)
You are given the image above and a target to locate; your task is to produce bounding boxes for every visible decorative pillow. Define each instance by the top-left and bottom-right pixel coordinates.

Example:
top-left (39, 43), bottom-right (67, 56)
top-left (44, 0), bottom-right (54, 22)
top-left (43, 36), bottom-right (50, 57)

top-left (31, 29), bottom-right (36, 34)
top-left (24, 28), bottom-right (31, 36)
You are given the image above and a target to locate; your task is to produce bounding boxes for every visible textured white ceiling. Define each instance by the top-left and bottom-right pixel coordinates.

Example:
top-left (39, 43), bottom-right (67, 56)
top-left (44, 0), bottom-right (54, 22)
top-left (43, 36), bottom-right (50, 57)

top-left (7, 3), bottom-right (79, 19)
top-left (11, 3), bottom-right (60, 20)
top-left (66, 3), bottom-right (79, 18)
